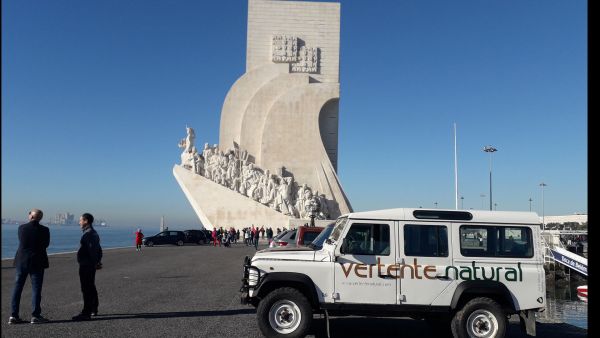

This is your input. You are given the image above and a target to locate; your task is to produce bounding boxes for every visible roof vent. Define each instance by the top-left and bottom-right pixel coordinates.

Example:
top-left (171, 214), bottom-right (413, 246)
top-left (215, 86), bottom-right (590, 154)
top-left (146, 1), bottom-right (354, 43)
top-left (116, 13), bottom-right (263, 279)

top-left (413, 210), bottom-right (473, 221)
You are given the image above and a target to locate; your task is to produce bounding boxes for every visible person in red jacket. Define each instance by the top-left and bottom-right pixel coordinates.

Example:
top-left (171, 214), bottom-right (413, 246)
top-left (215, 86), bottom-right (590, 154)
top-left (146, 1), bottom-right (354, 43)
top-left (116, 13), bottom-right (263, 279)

top-left (135, 229), bottom-right (144, 251)
top-left (212, 228), bottom-right (221, 247)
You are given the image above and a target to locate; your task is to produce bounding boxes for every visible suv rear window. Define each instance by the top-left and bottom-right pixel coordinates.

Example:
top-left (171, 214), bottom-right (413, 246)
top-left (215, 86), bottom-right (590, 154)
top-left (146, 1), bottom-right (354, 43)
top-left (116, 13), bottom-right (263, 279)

top-left (459, 225), bottom-right (533, 258)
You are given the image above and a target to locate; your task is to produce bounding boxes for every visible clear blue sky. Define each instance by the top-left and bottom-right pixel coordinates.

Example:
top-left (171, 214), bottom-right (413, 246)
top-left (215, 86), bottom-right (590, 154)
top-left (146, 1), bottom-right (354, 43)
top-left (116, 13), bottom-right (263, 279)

top-left (2, 0), bottom-right (587, 228)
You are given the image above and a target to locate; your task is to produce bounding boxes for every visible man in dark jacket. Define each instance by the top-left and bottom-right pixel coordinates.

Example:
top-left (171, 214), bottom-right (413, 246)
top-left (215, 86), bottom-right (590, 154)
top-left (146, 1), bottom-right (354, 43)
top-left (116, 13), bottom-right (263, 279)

top-left (72, 213), bottom-right (102, 321)
top-left (9, 208), bottom-right (50, 324)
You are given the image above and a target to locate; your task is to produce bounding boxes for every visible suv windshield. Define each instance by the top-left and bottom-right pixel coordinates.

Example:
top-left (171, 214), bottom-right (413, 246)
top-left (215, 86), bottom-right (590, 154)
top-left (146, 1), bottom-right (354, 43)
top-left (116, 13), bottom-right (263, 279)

top-left (329, 217), bottom-right (349, 243)
top-left (308, 224), bottom-right (335, 249)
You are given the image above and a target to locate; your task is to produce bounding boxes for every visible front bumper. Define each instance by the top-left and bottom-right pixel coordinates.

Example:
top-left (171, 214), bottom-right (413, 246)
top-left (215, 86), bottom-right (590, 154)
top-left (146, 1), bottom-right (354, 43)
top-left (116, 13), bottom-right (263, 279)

top-left (240, 255), bottom-right (261, 305)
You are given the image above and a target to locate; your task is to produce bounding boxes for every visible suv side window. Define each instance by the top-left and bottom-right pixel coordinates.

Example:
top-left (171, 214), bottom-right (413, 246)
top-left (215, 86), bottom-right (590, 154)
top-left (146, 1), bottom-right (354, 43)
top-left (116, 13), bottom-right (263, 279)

top-left (342, 223), bottom-right (390, 256)
top-left (404, 224), bottom-right (448, 257)
top-left (460, 225), bottom-right (533, 258)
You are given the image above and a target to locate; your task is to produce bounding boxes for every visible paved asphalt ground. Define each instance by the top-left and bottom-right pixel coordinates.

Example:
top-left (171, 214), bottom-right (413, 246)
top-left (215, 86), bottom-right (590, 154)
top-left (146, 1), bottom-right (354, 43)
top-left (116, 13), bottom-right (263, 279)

top-left (2, 240), bottom-right (588, 338)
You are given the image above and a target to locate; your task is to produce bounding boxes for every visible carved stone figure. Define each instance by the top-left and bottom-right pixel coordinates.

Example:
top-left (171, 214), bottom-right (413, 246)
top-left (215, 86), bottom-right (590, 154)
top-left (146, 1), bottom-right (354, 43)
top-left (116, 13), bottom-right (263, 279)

top-left (306, 195), bottom-right (320, 220)
top-left (185, 126), bottom-right (195, 153)
top-left (317, 193), bottom-right (329, 219)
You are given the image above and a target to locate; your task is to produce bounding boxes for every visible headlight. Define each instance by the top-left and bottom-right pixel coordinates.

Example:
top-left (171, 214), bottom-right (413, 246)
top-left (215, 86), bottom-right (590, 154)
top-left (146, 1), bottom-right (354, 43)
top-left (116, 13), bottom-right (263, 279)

top-left (248, 267), bottom-right (260, 287)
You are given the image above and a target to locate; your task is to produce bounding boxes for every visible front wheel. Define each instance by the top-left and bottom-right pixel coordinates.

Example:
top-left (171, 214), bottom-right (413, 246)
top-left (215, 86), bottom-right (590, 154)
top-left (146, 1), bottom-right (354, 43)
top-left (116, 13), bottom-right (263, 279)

top-left (451, 297), bottom-right (506, 338)
top-left (257, 287), bottom-right (312, 338)
top-left (146, 241), bottom-right (154, 247)
top-left (177, 240), bottom-right (184, 246)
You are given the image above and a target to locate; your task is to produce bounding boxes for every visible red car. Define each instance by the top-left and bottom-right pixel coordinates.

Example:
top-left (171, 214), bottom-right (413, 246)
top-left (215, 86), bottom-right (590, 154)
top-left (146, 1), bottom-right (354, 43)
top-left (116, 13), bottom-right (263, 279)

top-left (269, 226), bottom-right (324, 248)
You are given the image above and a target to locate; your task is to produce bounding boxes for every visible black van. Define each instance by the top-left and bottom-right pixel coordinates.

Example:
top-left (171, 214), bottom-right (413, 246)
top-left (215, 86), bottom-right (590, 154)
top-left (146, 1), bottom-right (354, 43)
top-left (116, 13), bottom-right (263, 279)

top-left (142, 231), bottom-right (186, 247)
top-left (183, 229), bottom-right (209, 245)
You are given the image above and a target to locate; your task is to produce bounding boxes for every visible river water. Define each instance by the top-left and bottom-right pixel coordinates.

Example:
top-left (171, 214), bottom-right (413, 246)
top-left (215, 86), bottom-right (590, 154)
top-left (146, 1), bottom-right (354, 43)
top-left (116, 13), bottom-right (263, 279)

top-left (540, 277), bottom-right (588, 330)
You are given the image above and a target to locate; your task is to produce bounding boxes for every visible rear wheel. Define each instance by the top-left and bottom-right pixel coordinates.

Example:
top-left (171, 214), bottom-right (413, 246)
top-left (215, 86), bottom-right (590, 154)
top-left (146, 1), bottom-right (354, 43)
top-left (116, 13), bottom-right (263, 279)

top-left (451, 297), bottom-right (506, 338)
top-left (198, 239), bottom-right (205, 245)
top-left (146, 241), bottom-right (154, 247)
top-left (177, 240), bottom-right (184, 246)
top-left (257, 287), bottom-right (312, 338)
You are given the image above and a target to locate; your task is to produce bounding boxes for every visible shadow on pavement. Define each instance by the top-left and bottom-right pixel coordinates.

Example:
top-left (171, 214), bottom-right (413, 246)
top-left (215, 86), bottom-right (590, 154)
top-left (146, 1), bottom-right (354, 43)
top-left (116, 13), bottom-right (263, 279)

top-left (93, 309), bottom-right (256, 320)
top-left (41, 309), bottom-right (257, 324)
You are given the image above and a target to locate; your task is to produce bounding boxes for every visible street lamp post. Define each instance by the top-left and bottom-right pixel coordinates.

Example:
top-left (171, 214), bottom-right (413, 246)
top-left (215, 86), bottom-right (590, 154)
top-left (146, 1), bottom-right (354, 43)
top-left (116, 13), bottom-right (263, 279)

top-left (494, 203), bottom-right (497, 211)
top-left (528, 198), bottom-right (533, 212)
top-left (434, 202), bottom-right (438, 209)
top-left (460, 196), bottom-right (464, 209)
top-left (480, 194), bottom-right (486, 209)
top-left (540, 183), bottom-right (547, 230)
top-left (483, 145), bottom-right (498, 211)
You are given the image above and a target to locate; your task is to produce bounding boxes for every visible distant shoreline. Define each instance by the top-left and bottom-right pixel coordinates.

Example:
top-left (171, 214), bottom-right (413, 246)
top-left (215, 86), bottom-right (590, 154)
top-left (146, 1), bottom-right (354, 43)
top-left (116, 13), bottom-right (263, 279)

top-left (1, 245), bottom-right (134, 261)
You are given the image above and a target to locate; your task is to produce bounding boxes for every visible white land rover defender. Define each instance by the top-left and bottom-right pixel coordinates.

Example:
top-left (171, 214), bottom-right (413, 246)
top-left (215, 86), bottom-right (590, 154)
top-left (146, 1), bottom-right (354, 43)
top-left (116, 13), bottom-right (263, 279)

top-left (240, 208), bottom-right (546, 338)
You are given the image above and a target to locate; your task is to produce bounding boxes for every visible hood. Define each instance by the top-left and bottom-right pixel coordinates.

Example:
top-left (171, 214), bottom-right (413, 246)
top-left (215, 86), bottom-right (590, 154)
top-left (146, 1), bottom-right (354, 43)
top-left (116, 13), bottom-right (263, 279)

top-left (252, 247), bottom-right (316, 262)
top-left (261, 246), bottom-right (315, 253)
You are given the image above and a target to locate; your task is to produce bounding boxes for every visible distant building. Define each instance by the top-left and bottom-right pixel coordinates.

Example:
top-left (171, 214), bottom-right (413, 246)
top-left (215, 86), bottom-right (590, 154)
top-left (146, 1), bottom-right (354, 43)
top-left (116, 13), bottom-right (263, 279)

top-left (54, 212), bottom-right (75, 225)
top-left (542, 214), bottom-right (587, 225)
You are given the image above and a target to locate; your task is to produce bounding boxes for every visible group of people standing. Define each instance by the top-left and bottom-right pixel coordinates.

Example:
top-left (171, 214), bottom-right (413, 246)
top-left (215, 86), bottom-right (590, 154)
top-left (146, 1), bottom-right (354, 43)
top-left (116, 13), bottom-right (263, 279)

top-left (208, 226), bottom-right (287, 250)
top-left (9, 209), bottom-right (103, 324)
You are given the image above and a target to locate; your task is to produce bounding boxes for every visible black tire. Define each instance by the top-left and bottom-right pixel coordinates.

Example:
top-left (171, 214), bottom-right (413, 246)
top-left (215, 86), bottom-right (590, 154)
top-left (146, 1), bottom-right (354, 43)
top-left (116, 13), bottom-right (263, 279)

top-left (146, 241), bottom-right (154, 247)
top-left (198, 239), bottom-right (205, 245)
top-left (451, 297), bottom-right (506, 338)
top-left (177, 240), bottom-right (184, 246)
top-left (256, 287), bottom-right (312, 338)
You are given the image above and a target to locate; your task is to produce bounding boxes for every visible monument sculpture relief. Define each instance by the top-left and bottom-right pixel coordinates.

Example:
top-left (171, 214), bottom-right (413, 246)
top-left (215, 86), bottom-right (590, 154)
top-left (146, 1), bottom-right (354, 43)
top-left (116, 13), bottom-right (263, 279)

top-left (178, 127), bottom-right (331, 220)
top-left (173, 0), bottom-right (352, 229)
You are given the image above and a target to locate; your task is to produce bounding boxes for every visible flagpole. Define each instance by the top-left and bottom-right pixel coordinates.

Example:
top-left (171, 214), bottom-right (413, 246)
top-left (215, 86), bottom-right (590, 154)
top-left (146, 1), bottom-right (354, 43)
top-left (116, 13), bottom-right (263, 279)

top-left (454, 122), bottom-right (459, 210)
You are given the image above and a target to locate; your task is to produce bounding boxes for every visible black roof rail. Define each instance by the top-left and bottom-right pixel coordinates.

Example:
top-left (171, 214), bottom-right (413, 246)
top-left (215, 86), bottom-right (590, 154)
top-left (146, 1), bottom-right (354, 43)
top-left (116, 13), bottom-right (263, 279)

top-left (413, 210), bottom-right (473, 221)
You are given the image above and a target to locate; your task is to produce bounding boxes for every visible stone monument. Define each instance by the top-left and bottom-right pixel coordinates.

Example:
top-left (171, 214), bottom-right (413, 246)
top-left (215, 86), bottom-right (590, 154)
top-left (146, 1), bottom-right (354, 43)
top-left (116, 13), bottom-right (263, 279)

top-left (173, 0), bottom-right (352, 229)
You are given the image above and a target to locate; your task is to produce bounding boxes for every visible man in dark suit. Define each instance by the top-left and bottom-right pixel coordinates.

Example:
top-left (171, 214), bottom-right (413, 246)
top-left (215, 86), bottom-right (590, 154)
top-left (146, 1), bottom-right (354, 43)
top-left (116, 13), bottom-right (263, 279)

top-left (9, 208), bottom-right (50, 324)
top-left (72, 212), bottom-right (102, 321)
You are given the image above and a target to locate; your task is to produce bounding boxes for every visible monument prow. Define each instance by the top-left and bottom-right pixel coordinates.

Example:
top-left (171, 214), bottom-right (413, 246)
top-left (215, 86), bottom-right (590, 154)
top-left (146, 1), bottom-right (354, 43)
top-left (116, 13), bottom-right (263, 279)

top-left (174, 0), bottom-right (352, 229)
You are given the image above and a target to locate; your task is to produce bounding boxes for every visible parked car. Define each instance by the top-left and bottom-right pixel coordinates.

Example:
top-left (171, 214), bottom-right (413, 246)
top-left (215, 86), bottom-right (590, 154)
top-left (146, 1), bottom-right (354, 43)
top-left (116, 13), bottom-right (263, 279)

top-left (183, 229), bottom-right (209, 245)
top-left (268, 229), bottom-right (291, 248)
top-left (269, 226), bottom-right (324, 248)
top-left (143, 231), bottom-right (186, 247)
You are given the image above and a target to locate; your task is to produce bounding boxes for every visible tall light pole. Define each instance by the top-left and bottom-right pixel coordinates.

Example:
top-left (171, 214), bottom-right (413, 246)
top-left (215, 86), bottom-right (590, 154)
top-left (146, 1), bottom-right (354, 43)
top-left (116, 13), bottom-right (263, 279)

top-left (460, 196), bottom-right (464, 209)
top-left (540, 182), bottom-right (547, 230)
top-left (528, 198), bottom-right (533, 212)
top-left (480, 194), bottom-right (486, 209)
top-left (483, 145), bottom-right (498, 211)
